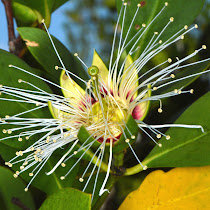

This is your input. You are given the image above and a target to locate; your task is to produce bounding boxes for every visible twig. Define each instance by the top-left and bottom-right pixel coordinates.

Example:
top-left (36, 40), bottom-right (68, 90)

top-left (12, 197), bottom-right (30, 210)
top-left (1, 0), bottom-right (17, 53)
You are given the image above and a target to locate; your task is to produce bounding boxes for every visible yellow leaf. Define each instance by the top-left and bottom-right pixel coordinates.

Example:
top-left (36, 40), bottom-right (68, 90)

top-left (119, 166), bottom-right (210, 210)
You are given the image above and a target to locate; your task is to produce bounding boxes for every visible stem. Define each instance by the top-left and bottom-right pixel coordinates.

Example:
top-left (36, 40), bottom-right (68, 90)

top-left (124, 164), bottom-right (144, 176)
top-left (2, 0), bottom-right (16, 53)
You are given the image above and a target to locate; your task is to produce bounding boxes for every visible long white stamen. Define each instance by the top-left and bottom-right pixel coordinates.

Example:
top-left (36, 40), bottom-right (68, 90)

top-left (99, 139), bottom-right (113, 196)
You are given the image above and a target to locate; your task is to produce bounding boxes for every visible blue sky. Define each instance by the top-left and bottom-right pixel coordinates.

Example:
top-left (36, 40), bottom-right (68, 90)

top-left (0, 1), bottom-right (73, 52)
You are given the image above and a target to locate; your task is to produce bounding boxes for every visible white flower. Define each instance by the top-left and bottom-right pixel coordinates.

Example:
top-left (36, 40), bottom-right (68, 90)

top-left (1, 1), bottom-right (209, 200)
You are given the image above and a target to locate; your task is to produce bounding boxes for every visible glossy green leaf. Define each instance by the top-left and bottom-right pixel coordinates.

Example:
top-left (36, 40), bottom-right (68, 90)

top-left (73, 172), bottom-right (118, 208)
top-left (17, 27), bottom-right (89, 87)
top-left (39, 188), bottom-right (91, 210)
top-left (12, 0), bottom-right (69, 27)
top-left (12, 1), bottom-right (38, 26)
top-left (116, 0), bottom-right (205, 58)
top-left (143, 92), bottom-right (210, 168)
top-left (0, 166), bottom-right (35, 210)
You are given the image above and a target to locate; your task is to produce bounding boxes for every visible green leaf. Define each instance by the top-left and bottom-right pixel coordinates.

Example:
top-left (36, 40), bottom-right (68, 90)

top-left (12, 1), bottom-right (38, 27)
top-left (17, 27), bottom-right (89, 87)
top-left (52, 0), bottom-right (69, 12)
top-left (39, 188), bottom-right (91, 210)
top-left (143, 92), bottom-right (210, 168)
top-left (0, 166), bottom-right (36, 210)
top-left (12, 0), bottom-right (69, 27)
top-left (116, 0), bottom-right (205, 57)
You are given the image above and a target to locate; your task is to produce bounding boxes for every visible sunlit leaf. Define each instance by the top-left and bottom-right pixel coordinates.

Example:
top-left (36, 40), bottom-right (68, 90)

top-left (119, 166), bottom-right (210, 209)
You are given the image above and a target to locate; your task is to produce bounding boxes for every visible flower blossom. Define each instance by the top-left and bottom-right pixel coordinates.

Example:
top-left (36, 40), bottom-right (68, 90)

top-left (0, 1), bottom-right (209, 200)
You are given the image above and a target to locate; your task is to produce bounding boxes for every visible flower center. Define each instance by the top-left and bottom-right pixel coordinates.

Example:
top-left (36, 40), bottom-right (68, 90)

top-left (89, 96), bottom-right (128, 141)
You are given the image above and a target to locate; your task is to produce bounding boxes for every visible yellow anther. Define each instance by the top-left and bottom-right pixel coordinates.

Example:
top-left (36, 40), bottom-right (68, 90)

top-left (131, 135), bottom-right (135, 139)
top-left (29, 173), bottom-right (34, 176)
top-left (18, 137), bottom-right (23, 142)
top-left (142, 23), bottom-right (146, 27)
top-left (170, 74), bottom-right (175, 78)
top-left (74, 151), bottom-right (78, 155)
top-left (55, 66), bottom-right (59, 70)
top-left (7, 130), bottom-right (12, 134)
top-left (166, 135), bottom-right (170, 140)
top-left (13, 174), bottom-right (18, 178)
top-left (20, 166), bottom-right (24, 170)
top-left (184, 25), bottom-right (188, 30)
top-left (165, 2), bottom-right (168, 6)
top-left (61, 163), bottom-right (66, 167)
top-left (153, 87), bottom-right (157, 91)
top-left (24, 188), bottom-right (28, 192)
top-left (158, 143), bottom-right (162, 147)
top-left (18, 79), bottom-right (22, 83)
top-left (156, 134), bottom-right (161, 139)
top-left (158, 108), bottom-right (163, 113)
top-left (194, 24), bottom-right (198, 28)
top-left (74, 53), bottom-right (78, 57)
top-left (168, 58), bottom-right (172, 63)
top-left (143, 165), bottom-right (148, 170)
top-left (202, 45), bottom-right (207, 49)
top-left (60, 176), bottom-right (65, 180)
top-left (79, 178), bottom-right (84, 182)
top-left (190, 89), bottom-right (194, 94)
top-left (125, 139), bottom-right (130, 143)
top-left (170, 17), bottom-right (174, 22)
